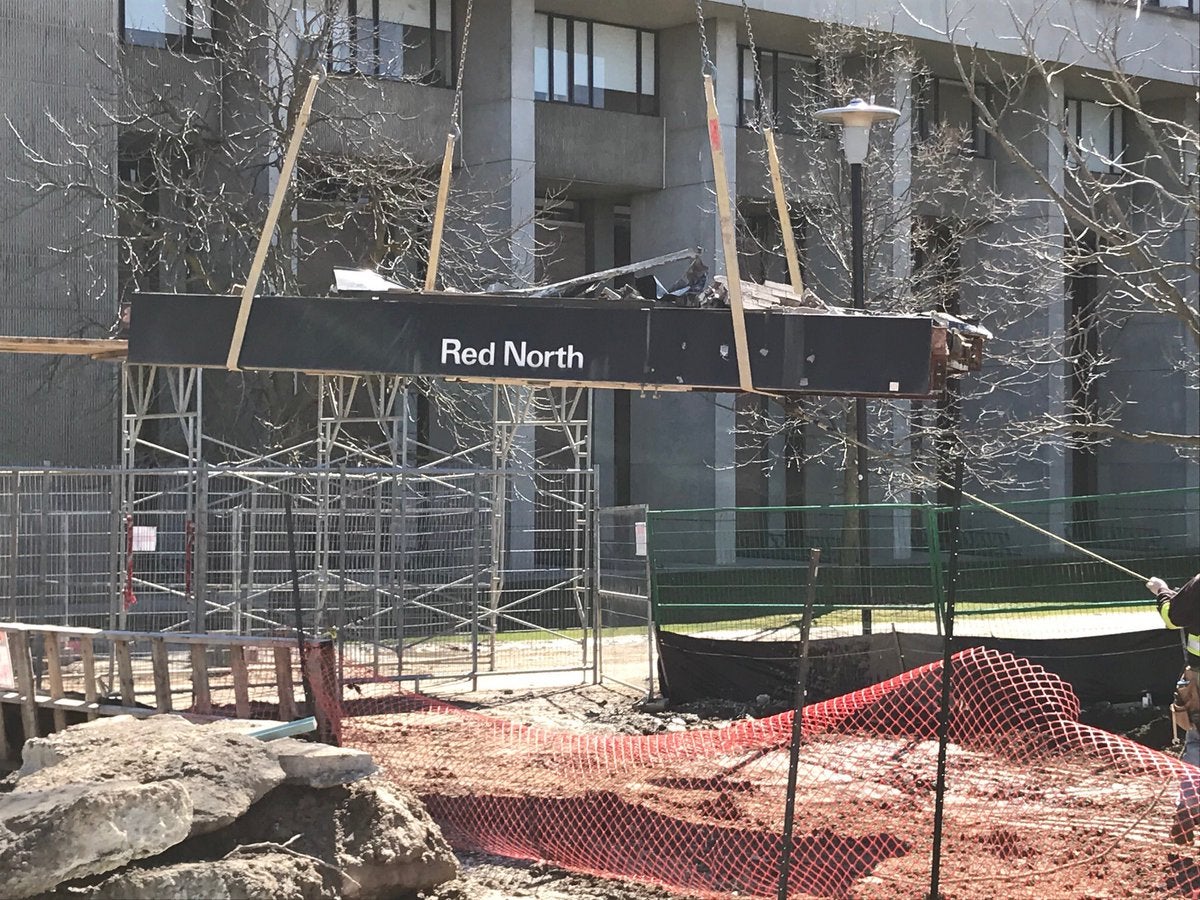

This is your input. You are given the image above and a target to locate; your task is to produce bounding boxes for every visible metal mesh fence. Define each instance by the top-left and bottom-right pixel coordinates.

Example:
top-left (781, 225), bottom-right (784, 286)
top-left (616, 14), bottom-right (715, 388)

top-left (596, 505), bottom-right (654, 695)
top-left (0, 465), bottom-right (598, 688)
top-left (648, 488), bottom-right (1199, 641)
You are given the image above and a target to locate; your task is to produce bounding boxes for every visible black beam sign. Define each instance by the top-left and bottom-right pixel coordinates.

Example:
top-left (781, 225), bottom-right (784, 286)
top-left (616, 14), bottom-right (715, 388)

top-left (128, 292), bottom-right (937, 398)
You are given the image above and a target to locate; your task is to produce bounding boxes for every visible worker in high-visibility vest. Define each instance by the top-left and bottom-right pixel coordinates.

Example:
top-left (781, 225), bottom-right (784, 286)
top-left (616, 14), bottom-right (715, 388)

top-left (1150, 572), bottom-right (1200, 844)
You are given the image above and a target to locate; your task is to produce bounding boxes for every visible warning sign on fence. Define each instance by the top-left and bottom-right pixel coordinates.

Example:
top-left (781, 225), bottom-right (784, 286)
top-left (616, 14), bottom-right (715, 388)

top-left (0, 631), bottom-right (15, 690)
top-left (132, 525), bottom-right (157, 552)
top-left (634, 522), bottom-right (647, 557)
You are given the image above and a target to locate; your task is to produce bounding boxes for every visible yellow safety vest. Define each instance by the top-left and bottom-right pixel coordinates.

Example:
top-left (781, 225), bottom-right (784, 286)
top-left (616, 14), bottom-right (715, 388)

top-left (1159, 600), bottom-right (1200, 658)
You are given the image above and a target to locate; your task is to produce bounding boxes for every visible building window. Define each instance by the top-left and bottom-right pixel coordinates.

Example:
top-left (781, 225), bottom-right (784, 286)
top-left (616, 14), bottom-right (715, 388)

top-left (918, 78), bottom-right (988, 157)
top-left (1065, 98), bottom-right (1124, 175)
top-left (329, 0), bottom-right (454, 85)
top-left (737, 48), bottom-right (815, 132)
top-left (737, 202), bottom-right (806, 286)
top-left (120, 0), bottom-right (213, 51)
top-left (533, 14), bottom-right (657, 115)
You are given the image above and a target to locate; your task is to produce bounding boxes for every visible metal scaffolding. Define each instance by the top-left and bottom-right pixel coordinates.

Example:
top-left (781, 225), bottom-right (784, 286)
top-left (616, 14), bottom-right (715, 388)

top-left (116, 365), bottom-right (598, 685)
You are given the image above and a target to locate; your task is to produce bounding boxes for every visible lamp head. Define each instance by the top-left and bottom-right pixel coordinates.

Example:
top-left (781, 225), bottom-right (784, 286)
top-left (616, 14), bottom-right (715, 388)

top-left (814, 98), bottom-right (901, 164)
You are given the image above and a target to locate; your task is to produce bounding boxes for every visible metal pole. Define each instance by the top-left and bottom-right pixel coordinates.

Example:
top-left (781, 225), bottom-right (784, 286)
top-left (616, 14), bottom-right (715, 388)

top-left (194, 459), bottom-right (208, 633)
top-left (929, 457), bottom-right (964, 899)
top-left (284, 492), bottom-right (311, 718)
top-left (850, 161), bottom-right (872, 636)
top-left (777, 547), bottom-right (821, 900)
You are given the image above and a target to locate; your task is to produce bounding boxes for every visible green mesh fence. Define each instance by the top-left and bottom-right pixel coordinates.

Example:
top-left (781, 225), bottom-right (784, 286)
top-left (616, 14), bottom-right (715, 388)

top-left (647, 488), bottom-right (1199, 640)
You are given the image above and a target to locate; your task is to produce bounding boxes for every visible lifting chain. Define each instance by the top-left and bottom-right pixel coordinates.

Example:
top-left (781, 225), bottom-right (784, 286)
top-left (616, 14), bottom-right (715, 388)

top-left (694, 0), bottom-right (715, 75)
top-left (449, 0), bottom-right (474, 134)
top-left (740, 0), bottom-right (770, 131)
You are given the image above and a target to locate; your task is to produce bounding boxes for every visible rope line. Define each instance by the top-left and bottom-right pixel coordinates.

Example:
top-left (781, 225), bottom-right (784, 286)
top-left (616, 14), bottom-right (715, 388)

top-left (748, 390), bottom-right (1151, 584)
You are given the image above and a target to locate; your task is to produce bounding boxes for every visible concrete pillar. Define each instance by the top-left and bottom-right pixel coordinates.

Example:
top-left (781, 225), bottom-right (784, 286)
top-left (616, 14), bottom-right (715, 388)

top-left (628, 15), bottom-right (740, 550)
top-left (459, 0), bottom-right (537, 285)
top-left (584, 200), bottom-right (619, 508)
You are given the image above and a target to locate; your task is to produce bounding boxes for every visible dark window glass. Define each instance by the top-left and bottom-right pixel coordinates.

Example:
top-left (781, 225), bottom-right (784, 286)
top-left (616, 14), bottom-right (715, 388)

top-left (534, 15), bottom-right (657, 115)
top-left (329, 0), bottom-right (455, 85)
top-left (736, 47), bottom-right (815, 133)
top-left (121, 0), bottom-right (213, 52)
top-left (918, 78), bottom-right (989, 157)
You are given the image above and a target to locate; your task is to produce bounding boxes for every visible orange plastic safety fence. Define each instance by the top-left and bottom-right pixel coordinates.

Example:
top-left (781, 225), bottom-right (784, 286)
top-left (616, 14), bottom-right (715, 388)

top-left (340, 648), bottom-right (1195, 898)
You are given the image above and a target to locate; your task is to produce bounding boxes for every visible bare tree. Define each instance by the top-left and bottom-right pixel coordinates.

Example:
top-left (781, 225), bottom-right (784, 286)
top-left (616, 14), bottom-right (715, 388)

top-left (7, 0), bottom-right (538, 461)
top-left (904, 1), bottom-right (1199, 460)
top-left (734, 14), bottom-right (1197, 519)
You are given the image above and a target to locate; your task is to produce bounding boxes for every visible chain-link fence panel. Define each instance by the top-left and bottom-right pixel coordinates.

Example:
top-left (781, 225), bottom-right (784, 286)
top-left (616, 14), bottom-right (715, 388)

top-left (596, 504), bottom-right (654, 695)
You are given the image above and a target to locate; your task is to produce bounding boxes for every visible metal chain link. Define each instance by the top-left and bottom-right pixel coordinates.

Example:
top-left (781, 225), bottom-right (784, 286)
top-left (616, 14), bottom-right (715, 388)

top-left (449, 0), bottom-right (474, 133)
top-left (740, 0), bottom-right (769, 131)
top-left (694, 0), bottom-right (715, 75)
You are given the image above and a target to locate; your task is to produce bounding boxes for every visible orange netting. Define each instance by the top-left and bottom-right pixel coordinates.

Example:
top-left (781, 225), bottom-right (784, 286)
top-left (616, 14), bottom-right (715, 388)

top-left (341, 647), bottom-right (1198, 898)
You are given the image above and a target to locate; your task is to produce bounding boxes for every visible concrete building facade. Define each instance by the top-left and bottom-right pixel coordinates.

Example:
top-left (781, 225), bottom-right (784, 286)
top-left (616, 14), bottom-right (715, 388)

top-left (1, 0), bottom-right (1196, 528)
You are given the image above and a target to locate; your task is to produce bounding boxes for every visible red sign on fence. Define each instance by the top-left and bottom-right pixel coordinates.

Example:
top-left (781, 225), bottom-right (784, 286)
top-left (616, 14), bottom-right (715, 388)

top-left (0, 631), bottom-right (15, 690)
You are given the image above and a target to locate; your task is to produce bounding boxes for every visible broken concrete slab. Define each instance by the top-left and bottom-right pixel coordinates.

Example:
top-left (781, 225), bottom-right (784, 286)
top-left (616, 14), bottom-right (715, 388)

top-left (163, 778), bottom-right (458, 899)
top-left (1, 780), bottom-right (192, 898)
top-left (67, 849), bottom-right (332, 900)
top-left (15, 715), bottom-right (285, 835)
top-left (268, 738), bottom-right (377, 789)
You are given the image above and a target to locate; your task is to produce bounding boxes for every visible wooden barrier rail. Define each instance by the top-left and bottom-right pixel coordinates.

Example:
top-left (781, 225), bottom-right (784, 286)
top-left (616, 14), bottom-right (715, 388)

top-left (0, 622), bottom-right (335, 759)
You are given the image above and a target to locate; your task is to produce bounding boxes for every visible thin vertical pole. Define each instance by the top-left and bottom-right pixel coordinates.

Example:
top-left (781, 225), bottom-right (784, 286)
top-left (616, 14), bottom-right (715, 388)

top-left (470, 472), bottom-right (482, 692)
top-left (929, 457), bottom-right (965, 899)
top-left (193, 460), bottom-right (208, 633)
top-left (850, 160), bottom-right (872, 636)
top-left (777, 548), bottom-right (821, 900)
top-left (284, 493), bottom-right (311, 718)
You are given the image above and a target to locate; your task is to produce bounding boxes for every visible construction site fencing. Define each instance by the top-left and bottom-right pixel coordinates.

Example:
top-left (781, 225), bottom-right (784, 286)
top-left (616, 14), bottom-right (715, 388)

top-left (0, 465), bottom-right (598, 691)
top-left (343, 485), bottom-right (1200, 899)
top-left (596, 504), bottom-right (654, 696)
top-left (646, 487), bottom-right (1199, 641)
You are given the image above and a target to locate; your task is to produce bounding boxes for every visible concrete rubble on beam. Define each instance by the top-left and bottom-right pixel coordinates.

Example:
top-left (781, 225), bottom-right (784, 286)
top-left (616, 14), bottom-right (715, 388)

top-left (0, 716), bottom-right (457, 900)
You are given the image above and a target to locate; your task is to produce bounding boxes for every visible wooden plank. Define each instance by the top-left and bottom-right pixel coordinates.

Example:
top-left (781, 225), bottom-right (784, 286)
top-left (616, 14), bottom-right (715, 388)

top-left (304, 647), bottom-right (335, 739)
top-left (43, 634), bottom-right (67, 732)
top-left (80, 635), bottom-right (98, 721)
top-left (702, 73), bottom-right (753, 394)
top-left (273, 646), bottom-right (297, 722)
top-left (230, 645), bottom-right (251, 719)
top-left (763, 127), bottom-right (805, 297)
top-left (423, 132), bottom-right (457, 292)
top-left (11, 631), bottom-right (39, 740)
top-left (115, 639), bottom-right (136, 707)
top-left (150, 638), bottom-right (172, 713)
top-left (0, 336), bottom-right (127, 357)
top-left (190, 643), bottom-right (212, 715)
top-left (226, 74), bottom-right (321, 371)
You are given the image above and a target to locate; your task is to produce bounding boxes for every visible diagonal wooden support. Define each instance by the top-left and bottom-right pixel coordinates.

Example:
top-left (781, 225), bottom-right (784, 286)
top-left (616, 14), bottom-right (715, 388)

top-left (703, 74), bottom-right (754, 393)
top-left (226, 73), bottom-right (322, 371)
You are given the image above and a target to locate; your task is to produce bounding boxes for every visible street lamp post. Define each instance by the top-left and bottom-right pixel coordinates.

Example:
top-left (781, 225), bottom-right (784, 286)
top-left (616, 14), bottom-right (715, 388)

top-left (815, 99), bottom-right (900, 636)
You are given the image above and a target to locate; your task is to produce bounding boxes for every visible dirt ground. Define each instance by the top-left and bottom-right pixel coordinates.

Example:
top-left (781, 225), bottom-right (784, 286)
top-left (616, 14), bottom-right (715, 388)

top-left (373, 682), bottom-right (1200, 900)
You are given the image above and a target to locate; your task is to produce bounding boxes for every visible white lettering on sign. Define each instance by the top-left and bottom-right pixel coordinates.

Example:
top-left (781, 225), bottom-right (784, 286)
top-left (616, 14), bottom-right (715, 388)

top-left (441, 338), bottom-right (584, 371)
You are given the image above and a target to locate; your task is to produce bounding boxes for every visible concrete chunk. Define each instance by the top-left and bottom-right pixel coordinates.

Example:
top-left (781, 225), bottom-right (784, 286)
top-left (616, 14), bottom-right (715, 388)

top-left (0, 780), bottom-right (192, 898)
top-left (268, 738), bottom-right (378, 788)
top-left (14, 715), bottom-right (285, 836)
top-left (69, 850), bottom-right (332, 900)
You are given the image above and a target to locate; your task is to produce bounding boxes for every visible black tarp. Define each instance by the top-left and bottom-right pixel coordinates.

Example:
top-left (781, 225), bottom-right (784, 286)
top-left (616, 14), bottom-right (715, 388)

top-left (657, 628), bottom-right (1183, 706)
